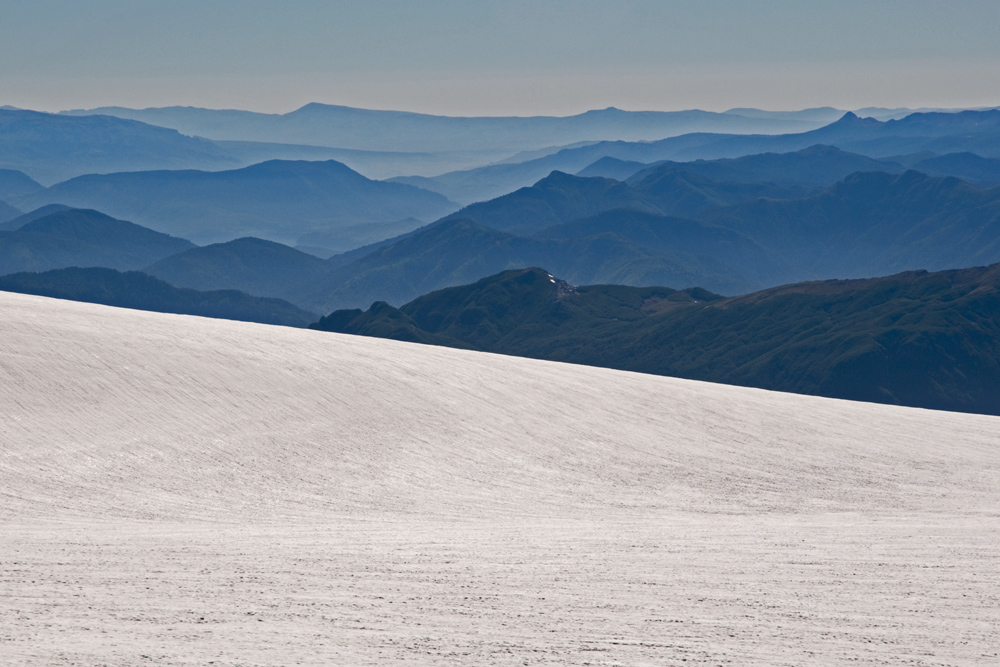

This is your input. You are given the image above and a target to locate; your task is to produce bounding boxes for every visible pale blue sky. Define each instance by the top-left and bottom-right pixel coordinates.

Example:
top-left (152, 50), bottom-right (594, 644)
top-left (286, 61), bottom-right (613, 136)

top-left (3, 0), bottom-right (999, 115)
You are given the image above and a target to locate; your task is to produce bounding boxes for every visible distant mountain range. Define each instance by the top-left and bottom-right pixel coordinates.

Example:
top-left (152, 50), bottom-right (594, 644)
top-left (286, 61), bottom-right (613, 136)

top-left (311, 265), bottom-right (1000, 416)
top-left (0, 109), bottom-right (238, 185)
top-left (8, 104), bottom-right (1000, 196)
top-left (394, 111), bottom-right (1000, 204)
top-left (0, 108), bottom-right (514, 183)
top-left (13, 160), bottom-right (458, 247)
top-left (58, 104), bottom-right (842, 154)
top-left (6, 149), bottom-right (1000, 318)
top-left (4, 102), bottom-right (1000, 419)
top-left (128, 166), bottom-right (1000, 313)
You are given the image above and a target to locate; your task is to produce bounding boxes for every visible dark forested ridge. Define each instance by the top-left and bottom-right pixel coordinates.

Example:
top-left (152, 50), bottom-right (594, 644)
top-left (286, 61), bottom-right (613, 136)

top-left (311, 265), bottom-right (1000, 416)
top-left (0, 267), bottom-right (316, 327)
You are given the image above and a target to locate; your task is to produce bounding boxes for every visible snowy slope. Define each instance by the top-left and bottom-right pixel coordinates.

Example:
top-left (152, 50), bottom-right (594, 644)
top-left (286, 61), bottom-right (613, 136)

top-left (2, 290), bottom-right (997, 522)
top-left (1, 290), bottom-right (998, 666)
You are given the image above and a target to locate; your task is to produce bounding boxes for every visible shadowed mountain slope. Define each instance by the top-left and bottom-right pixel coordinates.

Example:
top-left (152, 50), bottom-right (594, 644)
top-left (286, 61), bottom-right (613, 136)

top-left (0, 208), bottom-right (195, 275)
top-left (440, 171), bottom-right (660, 235)
top-left (283, 169), bottom-right (1000, 311)
top-left (624, 145), bottom-right (903, 188)
top-left (0, 204), bottom-right (73, 231)
top-left (18, 159), bottom-right (458, 246)
top-left (312, 265), bottom-right (1000, 416)
top-left (0, 168), bottom-right (44, 202)
top-left (577, 145), bottom-right (903, 188)
top-left (703, 170), bottom-right (1000, 277)
top-left (144, 236), bottom-right (331, 302)
top-left (0, 267), bottom-right (316, 327)
top-left (909, 152), bottom-right (1000, 186)
top-left (0, 199), bottom-right (19, 223)
top-left (574, 156), bottom-right (651, 180)
top-left (629, 170), bottom-right (808, 219)
top-left (439, 169), bottom-right (804, 235)
top-left (165, 168), bottom-right (1000, 313)
top-left (298, 216), bottom-right (772, 313)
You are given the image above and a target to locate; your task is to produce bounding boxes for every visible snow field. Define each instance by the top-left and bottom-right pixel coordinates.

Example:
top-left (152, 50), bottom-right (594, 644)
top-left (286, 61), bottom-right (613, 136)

top-left (1, 291), bottom-right (998, 665)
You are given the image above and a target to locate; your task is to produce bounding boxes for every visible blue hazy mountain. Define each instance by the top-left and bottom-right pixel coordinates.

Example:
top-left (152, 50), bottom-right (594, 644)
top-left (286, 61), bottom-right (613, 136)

top-left (1, 107), bottom-right (476, 185)
top-left (396, 111), bottom-right (1000, 204)
top-left (59, 104), bottom-right (835, 154)
top-left (439, 171), bottom-right (662, 235)
top-left (297, 169), bottom-right (1000, 311)
top-left (907, 153), bottom-right (1000, 186)
top-left (438, 169), bottom-right (806, 235)
top-left (0, 208), bottom-right (195, 275)
top-left (17, 160), bottom-right (458, 247)
top-left (621, 145), bottom-right (904, 188)
top-left (14, 168), bottom-right (998, 323)
top-left (295, 216), bottom-right (776, 313)
top-left (0, 109), bottom-right (239, 185)
top-left (0, 200), bottom-right (20, 224)
top-left (0, 267), bottom-right (316, 327)
top-left (700, 170), bottom-right (1000, 277)
top-left (0, 204), bottom-right (73, 231)
top-left (0, 168), bottom-right (45, 202)
top-left (143, 237), bottom-right (331, 304)
top-left (575, 157), bottom-right (655, 181)
top-left (211, 140), bottom-right (498, 180)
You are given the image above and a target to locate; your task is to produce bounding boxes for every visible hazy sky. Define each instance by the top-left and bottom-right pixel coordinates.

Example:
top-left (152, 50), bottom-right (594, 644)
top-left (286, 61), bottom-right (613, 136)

top-left (3, 0), bottom-right (999, 116)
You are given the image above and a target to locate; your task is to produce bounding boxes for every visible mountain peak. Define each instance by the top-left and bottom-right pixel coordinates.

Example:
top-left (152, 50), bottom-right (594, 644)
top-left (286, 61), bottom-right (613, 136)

top-left (833, 111), bottom-right (882, 127)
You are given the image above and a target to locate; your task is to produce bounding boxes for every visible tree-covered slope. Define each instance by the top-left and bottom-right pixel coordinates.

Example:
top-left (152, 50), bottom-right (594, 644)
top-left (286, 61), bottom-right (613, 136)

top-left (311, 265), bottom-right (1000, 415)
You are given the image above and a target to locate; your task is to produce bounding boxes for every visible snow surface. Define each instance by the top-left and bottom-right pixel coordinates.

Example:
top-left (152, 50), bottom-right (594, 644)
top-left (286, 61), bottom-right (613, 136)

top-left (1, 290), bottom-right (999, 665)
